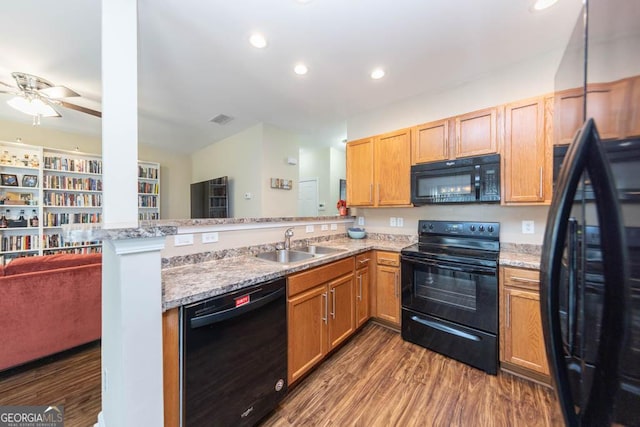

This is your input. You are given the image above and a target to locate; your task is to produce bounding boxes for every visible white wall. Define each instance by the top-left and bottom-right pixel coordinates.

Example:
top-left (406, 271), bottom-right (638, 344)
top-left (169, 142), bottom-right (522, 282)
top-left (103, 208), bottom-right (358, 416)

top-left (329, 147), bottom-right (346, 214)
top-left (347, 51), bottom-right (563, 141)
top-left (0, 118), bottom-right (191, 219)
top-left (352, 205), bottom-right (549, 245)
top-left (191, 124), bottom-right (263, 218)
top-left (261, 124), bottom-right (300, 217)
top-left (300, 147), bottom-right (330, 214)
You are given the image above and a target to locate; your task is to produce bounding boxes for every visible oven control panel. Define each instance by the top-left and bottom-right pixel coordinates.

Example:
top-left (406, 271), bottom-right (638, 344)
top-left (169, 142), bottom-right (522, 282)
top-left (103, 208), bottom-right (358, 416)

top-left (419, 220), bottom-right (500, 238)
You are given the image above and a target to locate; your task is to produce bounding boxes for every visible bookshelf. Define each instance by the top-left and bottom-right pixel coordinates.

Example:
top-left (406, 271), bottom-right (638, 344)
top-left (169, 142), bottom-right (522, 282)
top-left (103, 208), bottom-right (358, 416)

top-left (0, 141), bottom-right (161, 262)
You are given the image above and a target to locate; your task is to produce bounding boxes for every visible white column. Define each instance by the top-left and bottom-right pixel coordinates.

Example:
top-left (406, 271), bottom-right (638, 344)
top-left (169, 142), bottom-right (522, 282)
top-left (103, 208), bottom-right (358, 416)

top-left (102, 0), bottom-right (139, 229)
top-left (98, 237), bottom-right (165, 427)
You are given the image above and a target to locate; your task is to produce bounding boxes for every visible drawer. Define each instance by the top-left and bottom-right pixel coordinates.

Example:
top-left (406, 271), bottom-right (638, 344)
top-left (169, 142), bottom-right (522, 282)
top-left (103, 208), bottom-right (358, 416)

top-left (376, 251), bottom-right (399, 267)
top-left (502, 266), bottom-right (540, 291)
top-left (288, 257), bottom-right (354, 297)
top-left (355, 252), bottom-right (372, 269)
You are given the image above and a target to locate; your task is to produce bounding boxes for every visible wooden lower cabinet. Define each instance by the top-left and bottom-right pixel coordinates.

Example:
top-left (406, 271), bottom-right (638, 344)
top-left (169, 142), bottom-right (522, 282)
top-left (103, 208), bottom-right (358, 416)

top-left (287, 257), bottom-right (355, 385)
top-left (500, 266), bottom-right (550, 383)
top-left (162, 308), bottom-right (180, 427)
top-left (374, 251), bottom-right (401, 327)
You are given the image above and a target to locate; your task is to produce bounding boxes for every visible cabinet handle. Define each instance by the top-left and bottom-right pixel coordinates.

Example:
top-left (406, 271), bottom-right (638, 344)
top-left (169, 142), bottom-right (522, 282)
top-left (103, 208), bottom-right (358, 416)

top-left (369, 184), bottom-right (373, 203)
top-left (506, 293), bottom-right (510, 328)
top-left (330, 288), bottom-right (336, 319)
top-left (322, 292), bottom-right (328, 324)
top-left (394, 271), bottom-right (399, 298)
top-left (358, 275), bottom-right (363, 301)
top-left (358, 258), bottom-right (370, 264)
top-left (377, 183), bottom-right (381, 204)
top-left (539, 167), bottom-right (543, 199)
top-left (511, 276), bottom-right (539, 285)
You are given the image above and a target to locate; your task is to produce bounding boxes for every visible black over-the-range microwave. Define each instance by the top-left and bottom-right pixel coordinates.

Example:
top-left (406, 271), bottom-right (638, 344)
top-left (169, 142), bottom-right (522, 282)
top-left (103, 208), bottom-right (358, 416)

top-left (410, 154), bottom-right (501, 205)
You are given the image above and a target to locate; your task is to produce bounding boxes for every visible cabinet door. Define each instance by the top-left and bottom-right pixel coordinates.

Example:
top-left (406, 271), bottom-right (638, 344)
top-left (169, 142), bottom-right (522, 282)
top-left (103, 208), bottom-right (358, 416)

top-left (627, 76), bottom-right (640, 137)
top-left (503, 98), bottom-right (547, 203)
top-left (328, 274), bottom-right (355, 351)
top-left (288, 285), bottom-right (328, 384)
top-left (455, 107), bottom-right (498, 158)
top-left (374, 129), bottom-right (411, 206)
top-left (412, 119), bottom-right (450, 164)
top-left (585, 80), bottom-right (629, 141)
top-left (503, 287), bottom-right (550, 375)
top-left (346, 138), bottom-right (374, 206)
top-left (375, 265), bottom-right (400, 326)
top-left (355, 265), bottom-right (370, 328)
top-left (553, 88), bottom-right (584, 145)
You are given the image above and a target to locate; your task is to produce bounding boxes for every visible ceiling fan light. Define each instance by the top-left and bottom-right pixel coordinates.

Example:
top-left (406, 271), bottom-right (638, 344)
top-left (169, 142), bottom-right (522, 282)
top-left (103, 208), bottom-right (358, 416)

top-left (7, 96), bottom-right (60, 117)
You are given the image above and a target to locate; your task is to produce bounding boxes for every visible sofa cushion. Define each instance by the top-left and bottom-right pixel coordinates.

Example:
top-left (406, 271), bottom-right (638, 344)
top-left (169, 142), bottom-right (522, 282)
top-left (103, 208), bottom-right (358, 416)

top-left (4, 253), bottom-right (102, 276)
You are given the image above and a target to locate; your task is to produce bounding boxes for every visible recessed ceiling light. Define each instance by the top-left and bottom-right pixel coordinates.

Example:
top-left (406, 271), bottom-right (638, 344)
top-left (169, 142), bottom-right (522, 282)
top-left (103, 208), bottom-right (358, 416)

top-left (295, 0), bottom-right (313, 3)
top-left (370, 68), bottom-right (385, 80)
top-left (531, 0), bottom-right (559, 11)
top-left (249, 33), bottom-right (267, 49)
top-left (294, 63), bottom-right (308, 75)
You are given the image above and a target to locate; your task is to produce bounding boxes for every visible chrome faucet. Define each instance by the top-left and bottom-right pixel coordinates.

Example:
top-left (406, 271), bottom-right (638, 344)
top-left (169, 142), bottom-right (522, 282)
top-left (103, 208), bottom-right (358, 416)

top-left (284, 228), bottom-right (294, 250)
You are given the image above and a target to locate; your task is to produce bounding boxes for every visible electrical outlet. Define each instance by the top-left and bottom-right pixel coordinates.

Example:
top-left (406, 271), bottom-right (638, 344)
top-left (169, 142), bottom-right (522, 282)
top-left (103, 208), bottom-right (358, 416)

top-left (522, 220), bottom-right (535, 234)
top-left (244, 192), bottom-right (252, 200)
top-left (174, 234), bottom-right (194, 246)
top-left (330, 223), bottom-right (338, 230)
top-left (202, 232), bottom-right (219, 243)
top-left (397, 217), bottom-right (404, 227)
top-left (390, 217), bottom-right (397, 227)
top-left (306, 225), bottom-right (314, 233)
top-left (321, 224), bottom-right (329, 231)
top-left (357, 216), bottom-right (365, 226)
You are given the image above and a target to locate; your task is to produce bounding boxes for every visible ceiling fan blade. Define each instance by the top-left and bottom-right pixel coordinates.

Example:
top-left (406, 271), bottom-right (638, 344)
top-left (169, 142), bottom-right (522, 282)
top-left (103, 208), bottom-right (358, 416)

top-left (38, 85), bottom-right (80, 99)
top-left (0, 89), bottom-right (19, 95)
top-left (0, 80), bottom-right (14, 88)
top-left (58, 100), bottom-right (102, 118)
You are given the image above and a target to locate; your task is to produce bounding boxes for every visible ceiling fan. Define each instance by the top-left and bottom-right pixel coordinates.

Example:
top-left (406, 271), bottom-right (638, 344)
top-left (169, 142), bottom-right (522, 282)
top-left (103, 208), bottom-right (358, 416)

top-left (0, 72), bottom-right (101, 125)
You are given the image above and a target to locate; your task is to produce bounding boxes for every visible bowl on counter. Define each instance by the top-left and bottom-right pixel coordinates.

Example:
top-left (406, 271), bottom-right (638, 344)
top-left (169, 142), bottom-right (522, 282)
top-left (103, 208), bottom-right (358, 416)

top-left (347, 227), bottom-right (366, 239)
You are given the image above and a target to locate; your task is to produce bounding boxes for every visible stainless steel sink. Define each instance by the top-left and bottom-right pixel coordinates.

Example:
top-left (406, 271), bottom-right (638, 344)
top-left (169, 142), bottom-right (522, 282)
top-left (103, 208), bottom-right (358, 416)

top-left (255, 249), bottom-right (315, 264)
top-left (296, 245), bottom-right (345, 255)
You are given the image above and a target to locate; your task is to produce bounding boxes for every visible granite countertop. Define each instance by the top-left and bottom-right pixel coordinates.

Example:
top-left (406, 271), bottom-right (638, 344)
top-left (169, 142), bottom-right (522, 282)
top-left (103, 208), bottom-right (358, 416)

top-left (162, 238), bottom-right (411, 311)
top-left (499, 243), bottom-right (542, 270)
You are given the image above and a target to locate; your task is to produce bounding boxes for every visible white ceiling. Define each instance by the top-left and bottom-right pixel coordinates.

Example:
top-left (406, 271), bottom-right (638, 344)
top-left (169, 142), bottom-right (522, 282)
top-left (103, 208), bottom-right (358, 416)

top-left (0, 0), bottom-right (582, 154)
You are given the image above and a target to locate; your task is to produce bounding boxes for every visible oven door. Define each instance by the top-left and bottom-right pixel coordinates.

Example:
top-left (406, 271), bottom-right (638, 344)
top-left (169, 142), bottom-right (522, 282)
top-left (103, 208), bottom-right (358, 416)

top-left (401, 254), bottom-right (498, 334)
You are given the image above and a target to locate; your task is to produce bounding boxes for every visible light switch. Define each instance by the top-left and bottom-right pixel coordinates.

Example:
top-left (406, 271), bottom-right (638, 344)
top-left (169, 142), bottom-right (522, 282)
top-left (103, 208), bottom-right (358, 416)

top-left (306, 225), bottom-right (314, 233)
top-left (330, 223), bottom-right (338, 230)
top-left (358, 217), bottom-right (365, 226)
top-left (390, 217), bottom-right (397, 227)
top-left (321, 224), bottom-right (329, 231)
top-left (397, 217), bottom-right (404, 227)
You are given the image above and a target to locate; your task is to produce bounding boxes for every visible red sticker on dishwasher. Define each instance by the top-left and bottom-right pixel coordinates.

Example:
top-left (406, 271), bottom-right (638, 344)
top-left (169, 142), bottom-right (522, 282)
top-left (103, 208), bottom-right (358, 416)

top-left (235, 295), bottom-right (250, 307)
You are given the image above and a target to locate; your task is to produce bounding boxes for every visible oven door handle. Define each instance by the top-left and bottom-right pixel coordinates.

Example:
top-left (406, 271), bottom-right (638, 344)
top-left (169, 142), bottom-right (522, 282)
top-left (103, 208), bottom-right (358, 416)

top-left (403, 257), bottom-right (496, 276)
top-left (410, 315), bottom-right (480, 342)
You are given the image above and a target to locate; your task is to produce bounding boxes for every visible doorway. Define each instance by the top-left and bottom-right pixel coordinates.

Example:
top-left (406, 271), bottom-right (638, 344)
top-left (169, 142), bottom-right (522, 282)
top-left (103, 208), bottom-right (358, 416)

top-left (298, 178), bottom-right (318, 216)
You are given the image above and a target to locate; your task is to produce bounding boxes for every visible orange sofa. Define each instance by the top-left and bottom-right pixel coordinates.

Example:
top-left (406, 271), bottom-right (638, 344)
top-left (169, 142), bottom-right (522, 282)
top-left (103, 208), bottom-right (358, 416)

top-left (0, 253), bottom-right (102, 371)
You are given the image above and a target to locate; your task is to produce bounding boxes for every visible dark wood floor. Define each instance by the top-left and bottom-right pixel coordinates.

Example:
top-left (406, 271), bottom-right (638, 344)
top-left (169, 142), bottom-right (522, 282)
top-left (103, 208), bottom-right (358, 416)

top-left (0, 341), bottom-right (101, 427)
top-left (0, 324), bottom-right (563, 427)
top-left (262, 323), bottom-right (564, 427)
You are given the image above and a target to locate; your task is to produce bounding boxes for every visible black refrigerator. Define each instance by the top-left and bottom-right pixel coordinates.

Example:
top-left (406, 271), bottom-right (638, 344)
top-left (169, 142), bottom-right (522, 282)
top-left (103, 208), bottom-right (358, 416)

top-left (540, 0), bottom-right (640, 425)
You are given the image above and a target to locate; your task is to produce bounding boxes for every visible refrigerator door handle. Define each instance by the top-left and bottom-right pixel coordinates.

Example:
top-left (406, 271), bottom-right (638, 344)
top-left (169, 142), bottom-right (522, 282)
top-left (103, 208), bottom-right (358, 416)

top-left (540, 118), bottom-right (629, 426)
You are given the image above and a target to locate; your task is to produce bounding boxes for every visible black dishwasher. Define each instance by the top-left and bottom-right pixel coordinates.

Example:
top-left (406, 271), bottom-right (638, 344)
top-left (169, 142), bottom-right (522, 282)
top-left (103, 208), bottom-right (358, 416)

top-left (183, 277), bottom-right (287, 427)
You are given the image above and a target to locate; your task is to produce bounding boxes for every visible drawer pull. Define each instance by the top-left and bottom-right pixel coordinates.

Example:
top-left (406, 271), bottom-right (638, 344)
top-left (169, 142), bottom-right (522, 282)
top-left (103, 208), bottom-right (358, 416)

top-left (511, 276), bottom-right (539, 285)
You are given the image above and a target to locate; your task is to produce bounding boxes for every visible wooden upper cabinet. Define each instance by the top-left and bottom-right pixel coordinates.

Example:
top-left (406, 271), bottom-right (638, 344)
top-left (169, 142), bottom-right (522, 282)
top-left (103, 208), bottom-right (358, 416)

top-left (412, 119), bottom-right (450, 164)
top-left (627, 75), bottom-right (640, 137)
top-left (346, 137), bottom-right (374, 206)
top-left (455, 107), bottom-right (498, 158)
top-left (554, 78), bottom-right (631, 145)
top-left (375, 128), bottom-right (412, 206)
top-left (585, 80), bottom-right (629, 140)
top-left (553, 88), bottom-right (584, 145)
top-left (503, 97), bottom-right (550, 204)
